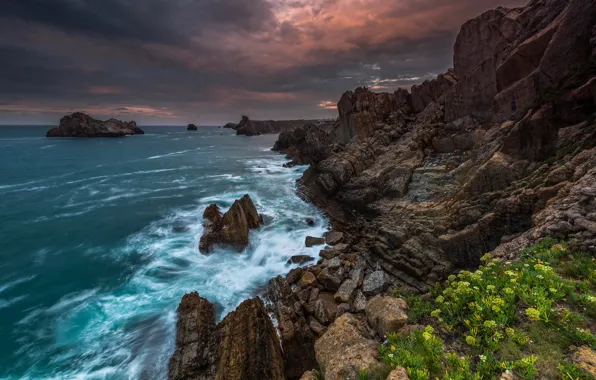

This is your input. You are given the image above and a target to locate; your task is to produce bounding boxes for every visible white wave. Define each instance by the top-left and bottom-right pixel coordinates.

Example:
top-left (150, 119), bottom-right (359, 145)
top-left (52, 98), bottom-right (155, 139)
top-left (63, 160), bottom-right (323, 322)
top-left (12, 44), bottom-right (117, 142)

top-left (40, 144), bottom-right (56, 149)
top-left (0, 275), bottom-right (36, 294)
top-left (0, 295), bottom-right (28, 310)
top-left (148, 149), bottom-right (201, 160)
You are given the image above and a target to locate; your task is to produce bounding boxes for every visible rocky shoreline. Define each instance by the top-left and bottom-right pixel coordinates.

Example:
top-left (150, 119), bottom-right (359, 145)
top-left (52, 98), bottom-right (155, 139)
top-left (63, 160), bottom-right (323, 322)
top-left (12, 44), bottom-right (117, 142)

top-left (168, 0), bottom-right (596, 378)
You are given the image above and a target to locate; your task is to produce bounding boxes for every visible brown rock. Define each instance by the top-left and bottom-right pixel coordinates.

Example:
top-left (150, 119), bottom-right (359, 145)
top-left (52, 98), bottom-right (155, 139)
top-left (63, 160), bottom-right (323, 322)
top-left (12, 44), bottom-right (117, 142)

top-left (365, 296), bottom-right (409, 337)
top-left (199, 195), bottom-right (262, 253)
top-left (300, 370), bottom-right (319, 380)
top-left (572, 346), bottom-right (596, 377)
top-left (286, 268), bottom-right (303, 284)
top-left (314, 292), bottom-right (339, 325)
top-left (46, 112), bottom-right (144, 137)
top-left (298, 272), bottom-right (317, 288)
top-left (386, 367), bottom-right (410, 380)
top-left (306, 236), bottom-right (326, 247)
top-left (325, 231), bottom-right (345, 245)
top-left (288, 255), bottom-right (315, 265)
top-left (314, 313), bottom-right (384, 380)
top-left (168, 295), bottom-right (284, 380)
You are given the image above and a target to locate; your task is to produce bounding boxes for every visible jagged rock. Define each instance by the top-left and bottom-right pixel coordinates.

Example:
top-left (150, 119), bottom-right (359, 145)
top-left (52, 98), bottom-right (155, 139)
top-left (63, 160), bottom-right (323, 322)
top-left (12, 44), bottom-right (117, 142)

top-left (572, 346), bottom-right (596, 377)
top-left (308, 317), bottom-right (327, 337)
top-left (336, 303), bottom-right (350, 319)
top-left (306, 236), bottom-right (326, 247)
top-left (327, 257), bottom-right (341, 270)
top-left (317, 268), bottom-right (342, 291)
top-left (168, 295), bottom-right (284, 380)
top-left (352, 290), bottom-right (367, 313)
top-left (325, 231), bottom-right (344, 245)
top-left (314, 313), bottom-right (384, 380)
top-left (46, 112), bottom-right (144, 137)
top-left (264, 276), bottom-right (317, 380)
top-left (199, 195), bottom-right (262, 253)
top-left (187, 124), bottom-right (198, 131)
top-left (236, 115), bottom-right (319, 136)
top-left (386, 367), bottom-right (410, 380)
top-left (273, 123), bottom-right (333, 165)
top-left (298, 271), bottom-right (317, 288)
top-left (365, 296), bottom-right (409, 337)
top-left (288, 255), bottom-right (315, 265)
top-left (314, 292), bottom-right (338, 325)
top-left (334, 278), bottom-right (358, 303)
top-left (411, 70), bottom-right (457, 113)
top-left (287, 268), bottom-right (303, 284)
top-left (362, 271), bottom-right (388, 296)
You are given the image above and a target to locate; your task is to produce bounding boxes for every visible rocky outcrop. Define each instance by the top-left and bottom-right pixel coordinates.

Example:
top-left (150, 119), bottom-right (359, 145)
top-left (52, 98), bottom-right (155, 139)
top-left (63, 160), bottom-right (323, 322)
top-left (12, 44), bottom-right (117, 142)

top-left (235, 116), bottom-right (320, 136)
top-left (411, 69), bottom-right (457, 113)
top-left (296, 0), bottom-right (596, 292)
top-left (199, 195), bottom-right (263, 253)
top-left (46, 112), bottom-right (144, 137)
top-left (223, 122), bottom-right (239, 130)
top-left (273, 123), bottom-right (334, 166)
top-left (169, 294), bottom-right (284, 380)
top-left (187, 124), bottom-right (198, 131)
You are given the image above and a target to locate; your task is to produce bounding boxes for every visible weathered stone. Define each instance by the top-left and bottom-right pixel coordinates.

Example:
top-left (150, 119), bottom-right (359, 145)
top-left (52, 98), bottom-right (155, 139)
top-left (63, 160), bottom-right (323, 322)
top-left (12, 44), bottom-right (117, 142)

top-left (298, 271), bottom-right (317, 288)
top-left (572, 346), bottom-right (596, 377)
top-left (327, 257), bottom-right (342, 269)
top-left (308, 316), bottom-right (327, 337)
top-left (325, 231), bottom-right (345, 245)
top-left (286, 268), bottom-right (303, 284)
top-left (362, 271), bottom-right (388, 296)
top-left (314, 313), bottom-right (384, 380)
top-left (317, 268), bottom-right (342, 291)
top-left (336, 303), bottom-right (351, 319)
top-left (352, 290), bottom-right (367, 313)
top-left (314, 292), bottom-right (339, 325)
top-left (366, 296), bottom-right (409, 337)
top-left (300, 370), bottom-right (319, 380)
top-left (306, 236), bottom-right (326, 247)
top-left (334, 278), bottom-right (358, 303)
top-left (386, 367), bottom-right (410, 380)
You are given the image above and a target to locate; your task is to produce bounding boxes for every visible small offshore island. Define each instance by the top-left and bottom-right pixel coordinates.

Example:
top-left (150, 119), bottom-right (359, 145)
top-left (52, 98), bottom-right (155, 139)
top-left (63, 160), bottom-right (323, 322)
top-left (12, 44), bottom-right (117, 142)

top-left (46, 112), bottom-right (144, 137)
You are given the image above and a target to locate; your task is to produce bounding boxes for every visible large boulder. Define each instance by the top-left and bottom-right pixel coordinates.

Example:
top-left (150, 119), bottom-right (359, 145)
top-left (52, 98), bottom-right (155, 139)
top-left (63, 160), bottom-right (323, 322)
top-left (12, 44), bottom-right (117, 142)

top-left (168, 295), bottom-right (284, 380)
top-left (199, 195), bottom-right (263, 253)
top-left (314, 313), bottom-right (384, 380)
top-left (365, 296), bottom-right (409, 337)
top-left (46, 112), bottom-right (144, 137)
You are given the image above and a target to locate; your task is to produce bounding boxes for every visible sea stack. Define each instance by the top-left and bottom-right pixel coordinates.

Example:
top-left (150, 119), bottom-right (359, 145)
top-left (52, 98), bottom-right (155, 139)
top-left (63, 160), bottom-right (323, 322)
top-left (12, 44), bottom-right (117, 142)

top-left (46, 112), bottom-right (144, 137)
top-left (186, 124), bottom-right (198, 131)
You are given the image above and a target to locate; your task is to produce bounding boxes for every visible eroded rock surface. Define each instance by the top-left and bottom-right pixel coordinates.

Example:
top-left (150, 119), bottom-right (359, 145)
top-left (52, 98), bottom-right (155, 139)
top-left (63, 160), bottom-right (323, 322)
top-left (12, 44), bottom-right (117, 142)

top-left (199, 195), bottom-right (263, 253)
top-left (46, 112), bottom-right (144, 137)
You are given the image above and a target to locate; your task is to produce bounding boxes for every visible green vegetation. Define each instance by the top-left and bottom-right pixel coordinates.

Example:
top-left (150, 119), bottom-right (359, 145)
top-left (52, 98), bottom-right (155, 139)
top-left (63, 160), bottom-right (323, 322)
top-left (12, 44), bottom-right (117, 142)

top-left (380, 241), bottom-right (596, 379)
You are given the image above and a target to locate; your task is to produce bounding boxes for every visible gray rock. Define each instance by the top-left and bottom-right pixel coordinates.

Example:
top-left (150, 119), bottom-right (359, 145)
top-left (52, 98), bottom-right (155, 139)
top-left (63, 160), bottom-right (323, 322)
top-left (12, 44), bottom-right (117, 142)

top-left (325, 231), bottom-right (344, 245)
top-left (334, 278), bottom-right (358, 303)
top-left (327, 257), bottom-right (342, 270)
top-left (352, 290), bottom-right (367, 313)
top-left (317, 268), bottom-right (342, 291)
top-left (362, 271), bottom-right (388, 296)
top-left (336, 303), bottom-right (351, 318)
top-left (305, 236), bottom-right (326, 247)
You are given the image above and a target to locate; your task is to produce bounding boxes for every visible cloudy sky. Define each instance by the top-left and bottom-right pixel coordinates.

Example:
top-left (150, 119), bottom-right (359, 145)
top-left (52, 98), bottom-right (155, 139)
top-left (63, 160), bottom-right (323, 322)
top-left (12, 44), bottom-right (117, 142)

top-left (0, 0), bottom-right (525, 125)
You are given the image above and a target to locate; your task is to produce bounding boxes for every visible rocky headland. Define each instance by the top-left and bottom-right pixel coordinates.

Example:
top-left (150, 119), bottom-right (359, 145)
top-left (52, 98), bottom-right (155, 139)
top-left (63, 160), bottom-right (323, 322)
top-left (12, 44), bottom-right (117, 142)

top-left (46, 112), bottom-right (144, 137)
top-left (231, 115), bottom-right (325, 136)
top-left (169, 0), bottom-right (596, 379)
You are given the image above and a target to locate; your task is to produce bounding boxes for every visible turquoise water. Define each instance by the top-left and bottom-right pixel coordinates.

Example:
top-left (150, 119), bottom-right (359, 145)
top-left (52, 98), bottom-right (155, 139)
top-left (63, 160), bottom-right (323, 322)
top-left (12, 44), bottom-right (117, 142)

top-left (0, 126), bottom-right (327, 379)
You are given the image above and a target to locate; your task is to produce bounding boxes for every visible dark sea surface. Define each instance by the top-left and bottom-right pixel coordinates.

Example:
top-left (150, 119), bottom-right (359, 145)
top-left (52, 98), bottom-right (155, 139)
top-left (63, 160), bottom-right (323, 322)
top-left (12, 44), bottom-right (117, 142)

top-left (0, 126), bottom-right (328, 379)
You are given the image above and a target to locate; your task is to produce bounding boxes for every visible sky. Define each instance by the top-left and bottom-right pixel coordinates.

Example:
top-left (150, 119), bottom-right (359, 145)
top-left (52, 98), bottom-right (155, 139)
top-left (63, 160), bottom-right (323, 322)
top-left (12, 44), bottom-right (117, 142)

top-left (0, 0), bottom-right (526, 126)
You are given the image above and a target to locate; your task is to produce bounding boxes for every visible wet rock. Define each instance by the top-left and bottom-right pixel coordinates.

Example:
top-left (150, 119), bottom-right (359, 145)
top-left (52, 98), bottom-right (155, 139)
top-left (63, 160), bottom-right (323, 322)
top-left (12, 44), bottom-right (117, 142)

top-left (366, 296), bottom-right (409, 337)
top-left (199, 195), bottom-right (262, 253)
top-left (362, 271), bottom-right (388, 296)
top-left (187, 124), bottom-right (198, 131)
top-left (46, 112), bottom-right (144, 137)
top-left (305, 218), bottom-right (316, 226)
top-left (325, 231), bottom-right (345, 245)
top-left (306, 236), bottom-right (326, 247)
top-left (286, 268), bottom-right (303, 284)
top-left (288, 255), bottom-right (315, 265)
top-left (314, 313), bottom-right (384, 380)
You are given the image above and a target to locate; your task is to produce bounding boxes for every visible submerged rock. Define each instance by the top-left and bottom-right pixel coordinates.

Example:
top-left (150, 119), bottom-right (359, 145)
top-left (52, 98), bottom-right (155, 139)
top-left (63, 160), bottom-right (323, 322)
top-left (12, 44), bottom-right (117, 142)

top-left (168, 294), bottom-right (284, 380)
top-left (199, 195), bottom-right (263, 253)
top-left (46, 112), bottom-right (144, 137)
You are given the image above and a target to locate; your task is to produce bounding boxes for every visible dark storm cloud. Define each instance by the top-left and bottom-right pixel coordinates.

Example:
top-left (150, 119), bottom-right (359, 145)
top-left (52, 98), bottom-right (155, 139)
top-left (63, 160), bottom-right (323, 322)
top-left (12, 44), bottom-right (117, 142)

top-left (0, 0), bottom-right (527, 125)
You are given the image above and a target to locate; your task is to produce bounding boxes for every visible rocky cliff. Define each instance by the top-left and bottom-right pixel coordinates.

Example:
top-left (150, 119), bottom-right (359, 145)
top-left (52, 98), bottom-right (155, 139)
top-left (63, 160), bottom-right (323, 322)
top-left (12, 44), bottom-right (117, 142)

top-left (296, 0), bottom-right (596, 293)
top-left (168, 293), bottom-right (284, 380)
top-left (46, 112), bottom-right (144, 137)
top-left (235, 116), bottom-right (320, 136)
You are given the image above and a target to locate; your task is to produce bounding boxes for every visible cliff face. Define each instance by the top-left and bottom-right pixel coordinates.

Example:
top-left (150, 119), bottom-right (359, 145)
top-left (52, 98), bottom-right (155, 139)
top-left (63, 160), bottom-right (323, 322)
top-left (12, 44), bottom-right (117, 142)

top-left (297, 0), bottom-right (596, 292)
top-left (168, 294), bottom-right (284, 380)
top-left (46, 112), bottom-right (144, 137)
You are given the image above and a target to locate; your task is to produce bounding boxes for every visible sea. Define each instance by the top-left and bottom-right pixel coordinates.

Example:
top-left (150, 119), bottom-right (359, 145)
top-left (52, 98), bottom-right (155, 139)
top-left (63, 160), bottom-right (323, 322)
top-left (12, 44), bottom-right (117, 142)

top-left (0, 126), bottom-right (328, 379)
